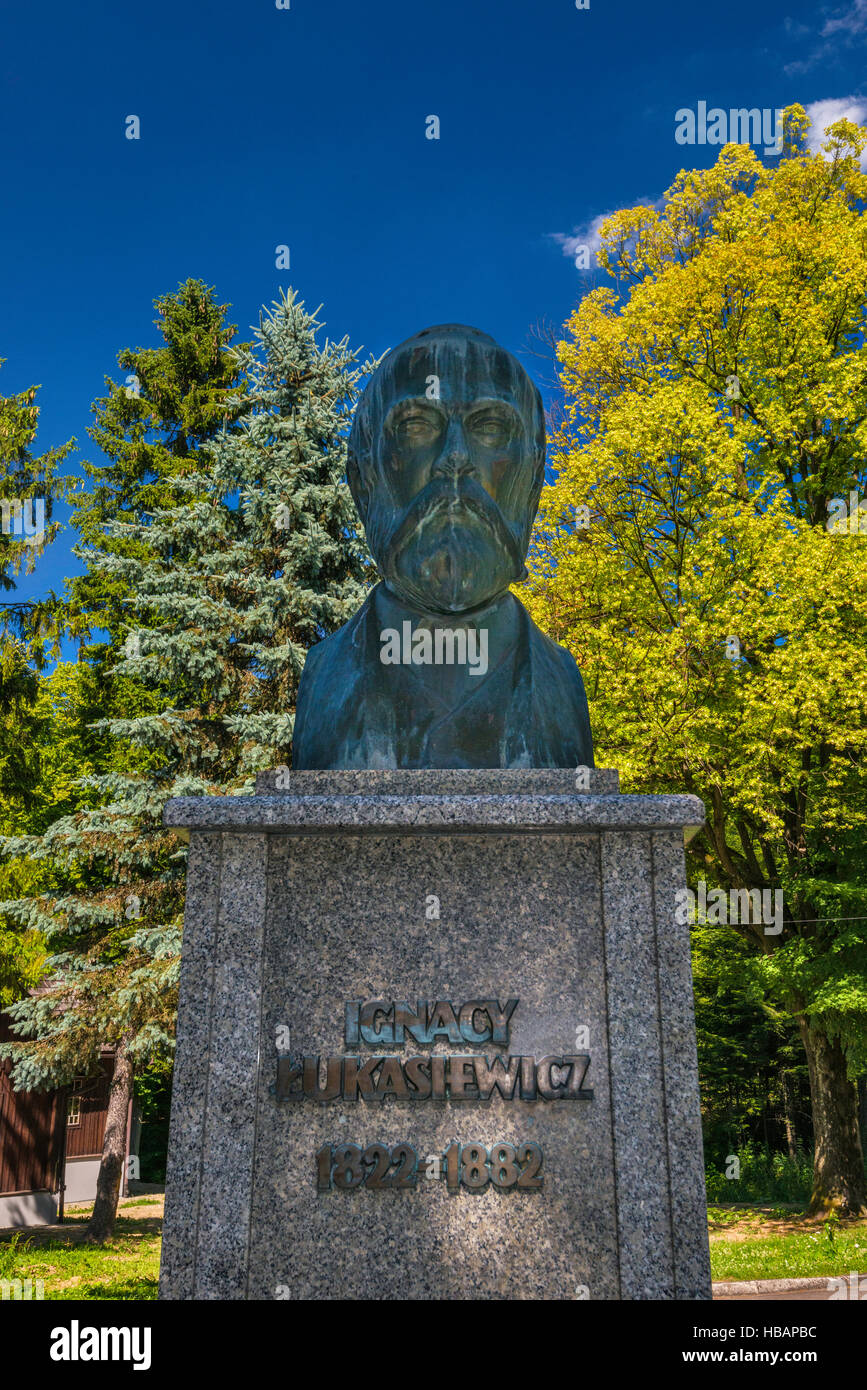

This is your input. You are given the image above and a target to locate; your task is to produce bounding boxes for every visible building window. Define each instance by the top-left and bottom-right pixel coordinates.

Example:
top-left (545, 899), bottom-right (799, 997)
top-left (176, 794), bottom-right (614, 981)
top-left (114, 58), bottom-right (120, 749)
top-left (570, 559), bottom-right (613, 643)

top-left (67, 1075), bottom-right (89, 1127)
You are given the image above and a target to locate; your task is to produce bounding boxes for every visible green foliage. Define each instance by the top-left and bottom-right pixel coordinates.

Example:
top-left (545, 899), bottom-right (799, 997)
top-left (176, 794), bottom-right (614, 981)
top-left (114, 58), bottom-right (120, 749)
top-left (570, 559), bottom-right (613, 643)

top-left (0, 643), bottom-right (46, 1001)
top-left (0, 363), bottom-right (75, 642)
top-left (67, 278), bottom-right (245, 655)
top-left (99, 287), bottom-right (375, 786)
top-left (693, 919), bottom-right (812, 1161)
top-left (705, 1142), bottom-right (815, 1204)
top-left (524, 108), bottom-right (867, 1188)
top-left (133, 1056), bottom-right (173, 1182)
top-left (0, 282), bottom-right (244, 1089)
top-left (0, 285), bottom-right (374, 1105)
top-left (0, 368), bottom-right (77, 1001)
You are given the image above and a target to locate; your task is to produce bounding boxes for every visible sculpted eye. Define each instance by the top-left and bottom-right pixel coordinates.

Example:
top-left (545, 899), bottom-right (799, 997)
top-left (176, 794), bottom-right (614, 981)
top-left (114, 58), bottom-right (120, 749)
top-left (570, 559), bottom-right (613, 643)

top-left (396, 412), bottom-right (442, 446)
top-left (468, 411), bottom-right (512, 448)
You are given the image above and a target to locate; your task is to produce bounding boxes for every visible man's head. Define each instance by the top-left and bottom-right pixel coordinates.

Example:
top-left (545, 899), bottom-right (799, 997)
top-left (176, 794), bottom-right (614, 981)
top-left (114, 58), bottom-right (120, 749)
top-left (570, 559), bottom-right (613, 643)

top-left (347, 324), bottom-right (546, 614)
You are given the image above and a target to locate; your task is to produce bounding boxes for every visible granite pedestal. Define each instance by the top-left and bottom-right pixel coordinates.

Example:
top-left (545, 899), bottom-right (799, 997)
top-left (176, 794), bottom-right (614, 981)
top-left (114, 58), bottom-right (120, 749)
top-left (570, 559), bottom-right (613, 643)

top-left (159, 769), bottom-right (712, 1301)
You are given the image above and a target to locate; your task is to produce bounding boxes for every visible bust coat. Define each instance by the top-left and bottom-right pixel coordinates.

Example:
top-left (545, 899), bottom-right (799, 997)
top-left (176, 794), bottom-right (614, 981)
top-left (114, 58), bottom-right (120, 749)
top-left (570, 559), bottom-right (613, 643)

top-left (293, 582), bottom-right (593, 769)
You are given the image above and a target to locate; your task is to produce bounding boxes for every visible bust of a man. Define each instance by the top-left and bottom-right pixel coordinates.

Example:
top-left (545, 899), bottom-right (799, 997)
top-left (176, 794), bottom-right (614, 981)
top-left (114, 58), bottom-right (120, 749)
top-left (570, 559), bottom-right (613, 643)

top-left (292, 324), bottom-right (594, 769)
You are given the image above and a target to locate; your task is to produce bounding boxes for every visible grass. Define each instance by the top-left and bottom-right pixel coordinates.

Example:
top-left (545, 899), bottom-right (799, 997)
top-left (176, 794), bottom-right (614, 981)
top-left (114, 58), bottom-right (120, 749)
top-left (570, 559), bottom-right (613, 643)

top-left (3, 1195), bottom-right (867, 1297)
top-left (708, 1204), bottom-right (867, 1284)
top-left (0, 1197), bottom-right (162, 1300)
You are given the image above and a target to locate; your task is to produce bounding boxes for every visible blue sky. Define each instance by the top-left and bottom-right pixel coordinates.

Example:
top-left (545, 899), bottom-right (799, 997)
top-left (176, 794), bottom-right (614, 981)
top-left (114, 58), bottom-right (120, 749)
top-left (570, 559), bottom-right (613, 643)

top-left (3, 0), bottom-right (866, 616)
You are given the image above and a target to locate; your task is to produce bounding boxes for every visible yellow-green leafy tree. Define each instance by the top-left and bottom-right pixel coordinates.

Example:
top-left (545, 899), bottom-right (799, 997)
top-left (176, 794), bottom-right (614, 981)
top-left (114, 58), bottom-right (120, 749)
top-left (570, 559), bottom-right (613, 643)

top-left (524, 106), bottom-right (867, 1214)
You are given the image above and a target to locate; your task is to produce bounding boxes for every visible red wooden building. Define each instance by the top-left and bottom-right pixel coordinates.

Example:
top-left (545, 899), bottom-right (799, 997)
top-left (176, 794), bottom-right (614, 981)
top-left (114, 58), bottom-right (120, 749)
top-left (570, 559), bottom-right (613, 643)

top-left (0, 1014), bottom-right (134, 1227)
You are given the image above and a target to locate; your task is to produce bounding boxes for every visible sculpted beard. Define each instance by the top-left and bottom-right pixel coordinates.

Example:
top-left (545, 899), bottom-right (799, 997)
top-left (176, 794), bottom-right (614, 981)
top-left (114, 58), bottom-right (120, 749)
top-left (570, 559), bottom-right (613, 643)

top-left (384, 476), bottom-right (525, 614)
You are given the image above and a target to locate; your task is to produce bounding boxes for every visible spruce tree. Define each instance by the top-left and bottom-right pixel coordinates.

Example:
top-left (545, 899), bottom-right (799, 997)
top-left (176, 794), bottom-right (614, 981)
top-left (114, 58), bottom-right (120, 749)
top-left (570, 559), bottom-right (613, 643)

top-left (0, 282), bottom-right (245, 1241)
top-left (105, 288), bottom-right (373, 786)
top-left (0, 289), bottom-right (373, 1241)
top-left (67, 279), bottom-right (245, 653)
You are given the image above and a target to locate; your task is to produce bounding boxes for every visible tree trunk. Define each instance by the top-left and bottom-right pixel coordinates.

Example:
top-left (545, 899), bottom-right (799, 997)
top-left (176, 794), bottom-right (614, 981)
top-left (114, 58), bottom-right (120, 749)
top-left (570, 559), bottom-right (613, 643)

top-left (797, 1017), bottom-right (867, 1217)
top-left (781, 1070), bottom-right (798, 1160)
top-left (84, 1045), bottom-right (134, 1243)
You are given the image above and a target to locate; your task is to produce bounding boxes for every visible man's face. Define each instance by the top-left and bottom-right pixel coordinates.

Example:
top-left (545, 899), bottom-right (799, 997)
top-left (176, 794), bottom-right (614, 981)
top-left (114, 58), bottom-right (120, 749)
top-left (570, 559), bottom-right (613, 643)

top-left (369, 340), bottom-right (539, 614)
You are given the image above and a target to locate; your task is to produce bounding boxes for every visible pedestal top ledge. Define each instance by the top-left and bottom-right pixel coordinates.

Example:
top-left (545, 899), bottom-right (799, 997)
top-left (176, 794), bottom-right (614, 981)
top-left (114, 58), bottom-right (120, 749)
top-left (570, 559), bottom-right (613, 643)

top-left (163, 768), bottom-right (705, 840)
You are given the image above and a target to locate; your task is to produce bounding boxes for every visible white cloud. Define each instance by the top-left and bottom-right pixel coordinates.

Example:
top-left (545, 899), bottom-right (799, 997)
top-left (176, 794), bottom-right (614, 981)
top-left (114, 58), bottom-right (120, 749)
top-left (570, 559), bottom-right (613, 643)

top-left (549, 198), bottom-right (664, 268)
top-left (804, 96), bottom-right (867, 160)
top-left (549, 212), bottom-right (612, 265)
top-left (784, 0), bottom-right (867, 73)
top-left (821, 0), bottom-right (867, 38)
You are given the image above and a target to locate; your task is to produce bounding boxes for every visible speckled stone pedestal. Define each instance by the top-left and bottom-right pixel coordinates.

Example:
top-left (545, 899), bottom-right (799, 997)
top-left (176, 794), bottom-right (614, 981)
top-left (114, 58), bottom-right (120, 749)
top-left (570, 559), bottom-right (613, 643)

top-left (159, 770), bottom-right (712, 1301)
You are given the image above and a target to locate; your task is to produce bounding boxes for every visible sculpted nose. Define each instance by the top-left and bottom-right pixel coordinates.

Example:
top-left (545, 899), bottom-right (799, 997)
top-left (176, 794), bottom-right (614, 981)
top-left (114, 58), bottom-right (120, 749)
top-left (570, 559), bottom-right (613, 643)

top-left (433, 418), bottom-right (472, 480)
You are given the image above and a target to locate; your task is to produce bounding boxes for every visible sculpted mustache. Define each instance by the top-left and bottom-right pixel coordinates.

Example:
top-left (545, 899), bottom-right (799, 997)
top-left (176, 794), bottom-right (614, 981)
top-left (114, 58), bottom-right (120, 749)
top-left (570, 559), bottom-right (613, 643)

top-left (388, 478), bottom-right (522, 567)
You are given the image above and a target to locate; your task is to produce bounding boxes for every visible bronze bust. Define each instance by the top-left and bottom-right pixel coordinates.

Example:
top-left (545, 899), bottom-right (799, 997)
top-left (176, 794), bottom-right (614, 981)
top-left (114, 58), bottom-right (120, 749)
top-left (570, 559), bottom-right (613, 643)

top-left (292, 324), bottom-right (594, 769)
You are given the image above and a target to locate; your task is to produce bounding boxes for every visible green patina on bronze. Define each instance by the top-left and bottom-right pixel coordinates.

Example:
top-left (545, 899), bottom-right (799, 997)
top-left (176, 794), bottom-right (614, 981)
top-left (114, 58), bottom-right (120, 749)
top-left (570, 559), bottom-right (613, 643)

top-left (293, 323), bottom-right (594, 769)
